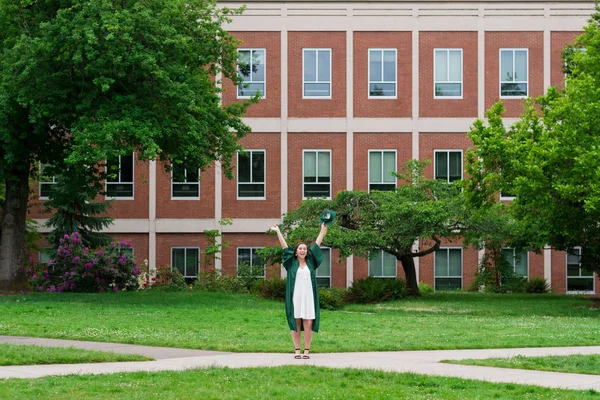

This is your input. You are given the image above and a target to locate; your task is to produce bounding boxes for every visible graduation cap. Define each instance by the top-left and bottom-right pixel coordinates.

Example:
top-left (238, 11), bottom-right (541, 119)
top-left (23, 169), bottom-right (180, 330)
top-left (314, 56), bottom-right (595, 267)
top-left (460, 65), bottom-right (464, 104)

top-left (319, 209), bottom-right (337, 226)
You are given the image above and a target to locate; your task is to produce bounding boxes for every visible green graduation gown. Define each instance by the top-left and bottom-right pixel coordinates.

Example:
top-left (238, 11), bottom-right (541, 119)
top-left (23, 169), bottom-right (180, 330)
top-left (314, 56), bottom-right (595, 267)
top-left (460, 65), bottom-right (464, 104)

top-left (282, 243), bottom-right (323, 332)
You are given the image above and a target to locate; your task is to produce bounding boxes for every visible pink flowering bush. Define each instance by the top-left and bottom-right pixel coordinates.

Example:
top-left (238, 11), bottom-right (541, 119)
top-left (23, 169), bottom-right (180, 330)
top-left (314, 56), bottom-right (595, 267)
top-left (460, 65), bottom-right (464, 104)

top-left (27, 232), bottom-right (141, 293)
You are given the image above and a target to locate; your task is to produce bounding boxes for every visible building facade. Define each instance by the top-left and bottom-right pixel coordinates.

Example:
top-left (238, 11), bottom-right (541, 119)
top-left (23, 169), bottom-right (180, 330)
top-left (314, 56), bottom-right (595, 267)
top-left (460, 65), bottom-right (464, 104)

top-left (29, 0), bottom-right (600, 294)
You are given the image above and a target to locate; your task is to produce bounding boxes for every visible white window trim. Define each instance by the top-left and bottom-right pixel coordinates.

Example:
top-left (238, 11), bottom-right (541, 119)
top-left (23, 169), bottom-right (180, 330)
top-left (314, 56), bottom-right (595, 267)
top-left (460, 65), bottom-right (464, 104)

top-left (368, 48), bottom-right (397, 100)
top-left (302, 149), bottom-right (332, 200)
top-left (368, 250), bottom-right (397, 278)
top-left (502, 248), bottom-right (529, 279)
top-left (499, 48), bottom-right (529, 99)
top-left (171, 247), bottom-right (200, 279)
top-left (566, 246), bottom-right (595, 295)
top-left (434, 149), bottom-right (463, 183)
top-left (237, 149), bottom-right (266, 200)
top-left (499, 193), bottom-right (516, 201)
top-left (105, 153), bottom-right (135, 200)
top-left (302, 48), bottom-right (332, 99)
top-left (171, 167), bottom-right (200, 200)
top-left (39, 163), bottom-right (57, 200)
top-left (237, 48), bottom-right (266, 99)
top-left (434, 247), bottom-right (463, 290)
top-left (368, 149), bottom-right (397, 192)
top-left (433, 48), bottom-right (463, 100)
top-left (316, 246), bottom-right (332, 287)
top-left (237, 247), bottom-right (266, 278)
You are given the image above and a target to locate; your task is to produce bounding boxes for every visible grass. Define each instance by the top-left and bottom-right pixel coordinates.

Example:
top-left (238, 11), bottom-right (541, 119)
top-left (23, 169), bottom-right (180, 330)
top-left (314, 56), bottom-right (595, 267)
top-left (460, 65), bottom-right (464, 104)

top-left (0, 366), bottom-right (599, 399)
top-left (443, 354), bottom-right (600, 376)
top-left (0, 344), bottom-right (152, 366)
top-left (0, 291), bottom-right (598, 352)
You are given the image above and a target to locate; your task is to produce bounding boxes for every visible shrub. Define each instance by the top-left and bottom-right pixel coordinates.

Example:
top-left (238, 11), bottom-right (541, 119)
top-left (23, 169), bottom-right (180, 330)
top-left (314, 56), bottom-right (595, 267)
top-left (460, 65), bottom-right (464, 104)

top-left (319, 287), bottom-right (347, 310)
top-left (193, 269), bottom-right (249, 293)
top-left (418, 281), bottom-right (435, 296)
top-left (148, 265), bottom-right (189, 291)
top-left (500, 277), bottom-right (527, 294)
top-left (27, 232), bottom-right (140, 293)
top-left (257, 277), bottom-right (286, 301)
top-left (525, 277), bottom-right (550, 294)
top-left (347, 277), bottom-right (407, 304)
top-left (236, 262), bottom-right (262, 291)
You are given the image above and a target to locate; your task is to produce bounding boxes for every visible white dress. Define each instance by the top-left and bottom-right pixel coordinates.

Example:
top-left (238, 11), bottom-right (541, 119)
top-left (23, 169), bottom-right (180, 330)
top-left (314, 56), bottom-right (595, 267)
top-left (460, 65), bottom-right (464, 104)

top-left (293, 266), bottom-right (315, 319)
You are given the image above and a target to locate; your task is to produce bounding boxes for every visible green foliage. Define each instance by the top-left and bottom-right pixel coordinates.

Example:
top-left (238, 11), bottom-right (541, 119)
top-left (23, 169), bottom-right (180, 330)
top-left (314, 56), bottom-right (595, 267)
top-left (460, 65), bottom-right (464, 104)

top-left (525, 277), bottom-right (550, 294)
top-left (0, 0), bottom-right (255, 288)
top-left (347, 277), bottom-right (407, 304)
top-left (202, 219), bottom-right (233, 270)
top-left (318, 287), bottom-right (348, 310)
top-left (193, 268), bottom-right (249, 294)
top-left (417, 281), bottom-right (435, 296)
top-left (257, 277), bottom-right (286, 301)
top-left (465, 5), bottom-right (600, 276)
top-left (149, 265), bottom-right (188, 291)
top-left (43, 165), bottom-right (114, 249)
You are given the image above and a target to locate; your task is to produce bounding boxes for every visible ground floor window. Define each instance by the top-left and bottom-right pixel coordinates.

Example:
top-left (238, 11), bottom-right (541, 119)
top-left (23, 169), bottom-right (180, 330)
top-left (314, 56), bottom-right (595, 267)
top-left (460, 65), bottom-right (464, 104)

top-left (171, 247), bottom-right (199, 280)
top-left (237, 247), bottom-right (265, 278)
top-left (501, 248), bottom-right (528, 278)
top-left (567, 247), bottom-right (595, 293)
top-left (316, 247), bottom-right (331, 288)
top-left (435, 248), bottom-right (462, 290)
top-left (368, 250), bottom-right (397, 278)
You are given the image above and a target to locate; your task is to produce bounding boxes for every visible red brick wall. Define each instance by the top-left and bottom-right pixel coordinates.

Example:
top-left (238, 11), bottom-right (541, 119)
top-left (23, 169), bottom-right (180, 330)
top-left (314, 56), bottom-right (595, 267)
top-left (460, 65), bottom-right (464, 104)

top-left (485, 32), bottom-right (544, 118)
top-left (222, 133), bottom-right (281, 219)
top-left (287, 133), bottom-right (347, 210)
top-left (528, 251), bottom-right (544, 279)
top-left (551, 250), bottom-right (566, 293)
top-left (550, 31), bottom-right (582, 87)
top-left (420, 133), bottom-right (473, 179)
top-left (288, 32), bottom-right (347, 118)
top-left (420, 31), bottom-right (478, 118)
top-left (353, 133), bottom-right (412, 191)
top-left (102, 157), bottom-right (150, 219)
top-left (353, 32), bottom-right (412, 118)
top-left (330, 249), bottom-right (347, 288)
top-left (222, 32), bottom-right (281, 118)
top-left (155, 162), bottom-right (215, 219)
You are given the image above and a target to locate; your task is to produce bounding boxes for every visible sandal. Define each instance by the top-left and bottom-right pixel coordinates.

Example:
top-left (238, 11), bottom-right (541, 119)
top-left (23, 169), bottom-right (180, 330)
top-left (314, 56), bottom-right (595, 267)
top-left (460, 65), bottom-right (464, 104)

top-left (302, 348), bottom-right (310, 359)
top-left (294, 348), bottom-right (301, 359)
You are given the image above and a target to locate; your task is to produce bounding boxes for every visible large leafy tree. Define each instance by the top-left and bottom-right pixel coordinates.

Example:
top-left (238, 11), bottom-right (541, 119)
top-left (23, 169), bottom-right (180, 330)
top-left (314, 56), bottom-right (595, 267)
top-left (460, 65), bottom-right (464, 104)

top-left (267, 162), bottom-right (473, 296)
top-left (465, 5), bottom-right (600, 275)
top-left (0, 0), bottom-right (254, 289)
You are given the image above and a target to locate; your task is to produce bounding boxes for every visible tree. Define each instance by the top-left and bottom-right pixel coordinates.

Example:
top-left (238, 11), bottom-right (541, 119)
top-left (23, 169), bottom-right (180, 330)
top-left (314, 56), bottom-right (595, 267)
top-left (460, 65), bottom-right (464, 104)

top-left (465, 5), bottom-right (600, 276)
top-left (0, 0), bottom-right (255, 289)
top-left (266, 161), bottom-right (472, 296)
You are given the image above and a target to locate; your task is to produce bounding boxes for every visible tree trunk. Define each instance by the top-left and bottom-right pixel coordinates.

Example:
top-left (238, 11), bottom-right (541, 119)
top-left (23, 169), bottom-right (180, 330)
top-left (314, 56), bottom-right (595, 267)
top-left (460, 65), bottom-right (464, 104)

top-left (400, 255), bottom-right (421, 297)
top-left (0, 170), bottom-right (30, 290)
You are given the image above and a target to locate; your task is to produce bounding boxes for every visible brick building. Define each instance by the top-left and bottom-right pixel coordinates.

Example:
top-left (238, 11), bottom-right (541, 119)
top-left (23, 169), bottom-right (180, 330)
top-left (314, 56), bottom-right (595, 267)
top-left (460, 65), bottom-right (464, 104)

top-left (29, 0), bottom-right (600, 294)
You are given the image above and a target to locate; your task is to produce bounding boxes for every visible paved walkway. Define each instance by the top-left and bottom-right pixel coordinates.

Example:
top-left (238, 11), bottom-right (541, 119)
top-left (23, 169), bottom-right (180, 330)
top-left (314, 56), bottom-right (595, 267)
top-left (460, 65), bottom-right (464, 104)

top-left (2, 336), bottom-right (600, 391)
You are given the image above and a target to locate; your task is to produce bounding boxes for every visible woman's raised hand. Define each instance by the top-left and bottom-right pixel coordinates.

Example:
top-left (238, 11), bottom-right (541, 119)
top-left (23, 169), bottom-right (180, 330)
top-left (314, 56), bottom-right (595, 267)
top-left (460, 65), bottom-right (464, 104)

top-left (269, 224), bottom-right (280, 233)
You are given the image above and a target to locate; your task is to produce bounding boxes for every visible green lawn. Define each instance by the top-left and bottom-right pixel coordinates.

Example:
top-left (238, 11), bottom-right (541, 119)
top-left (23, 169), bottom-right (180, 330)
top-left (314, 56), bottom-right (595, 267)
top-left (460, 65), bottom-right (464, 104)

top-left (444, 354), bottom-right (600, 376)
top-left (0, 366), bottom-right (598, 399)
top-left (0, 344), bottom-right (152, 366)
top-left (0, 291), bottom-right (598, 352)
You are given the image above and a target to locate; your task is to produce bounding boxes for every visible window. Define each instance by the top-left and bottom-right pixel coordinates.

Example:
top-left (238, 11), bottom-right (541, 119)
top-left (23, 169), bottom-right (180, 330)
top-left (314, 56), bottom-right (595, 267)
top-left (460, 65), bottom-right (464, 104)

top-left (106, 153), bottom-right (134, 199)
top-left (39, 164), bottom-right (57, 199)
top-left (369, 250), bottom-right (397, 278)
top-left (237, 247), bottom-right (265, 278)
top-left (500, 49), bottom-right (528, 97)
top-left (303, 49), bottom-right (331, 98)
top-left (369, 150), bottom-right (396, 192)
top-left (435, 248), bottom-right (462, 290)
top-left (238, 150), bottom-right (265, 199)
top-left (435, 150), bottom-right (462, 183)
top-left (565, 47), bottom-right (587, 80)
top-left (303, 150), bottom-right (331, 198)
top-left (566, 247), bottom-right (595, 293)
top-left (171, 165), bottom-right (199, 199)
top-left (316, 247), bottom-right (331, 288)
top-left (369, 49), bottom-right (396, 98)
top-left (434, 49), bottom-right (462, 98)
top-left (171, 247), bottom-right (199, 279)
top-left (501, 248), bottom-right (528, 278)
top-left (237, 49), bottom-right (265, 98)
top-left (39, 248), bottom-right (53, 265)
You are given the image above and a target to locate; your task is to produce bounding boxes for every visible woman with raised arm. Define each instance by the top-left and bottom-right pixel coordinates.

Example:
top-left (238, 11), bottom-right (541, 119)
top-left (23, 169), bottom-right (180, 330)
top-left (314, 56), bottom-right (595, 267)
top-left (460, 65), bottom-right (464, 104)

top-left (269, 222), bottom-right (328, 359)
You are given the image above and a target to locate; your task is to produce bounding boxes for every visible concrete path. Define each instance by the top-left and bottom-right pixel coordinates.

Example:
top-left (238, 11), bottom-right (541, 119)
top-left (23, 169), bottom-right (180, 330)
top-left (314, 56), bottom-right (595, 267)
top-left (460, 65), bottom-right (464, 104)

top-left (2, 335), bottom-right (600, 391)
